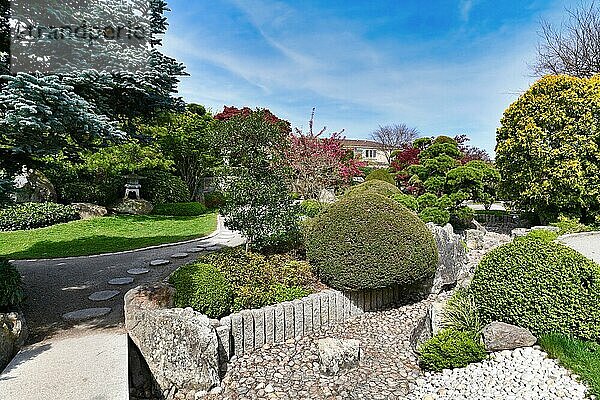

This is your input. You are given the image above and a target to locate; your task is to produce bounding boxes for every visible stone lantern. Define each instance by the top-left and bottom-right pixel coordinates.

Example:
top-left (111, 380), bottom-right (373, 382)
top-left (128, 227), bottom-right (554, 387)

top-left (123, 174), bottom-right (145, 200)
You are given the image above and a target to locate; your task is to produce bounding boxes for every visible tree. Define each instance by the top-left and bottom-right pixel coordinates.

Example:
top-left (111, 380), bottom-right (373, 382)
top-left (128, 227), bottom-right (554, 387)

top-left (285, 109), bottom-right (364, 199)
top-left (534, 2), bottom-right (600, 78)
top-left (454, 135), bottom-right (491, 163)
top-left (496, 75), bottom-right (600, 223)
top-left (370, 124), bottom-right (419, 163)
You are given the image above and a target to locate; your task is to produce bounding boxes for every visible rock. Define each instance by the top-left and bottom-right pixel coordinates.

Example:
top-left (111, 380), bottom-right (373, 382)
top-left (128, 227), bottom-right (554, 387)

top-left (427, 223), bottom-right (467, 294)
top-left (88, 290), bottom-right (120, 301)
top-left (125, 284), bottom-right (220, 395)
top-left (317, 337), bottom-right (360, 375)
top-left (0, 312), bottom-right (28, 371)
top-left (472, 219), bottom-right (488, 234)
top-left (465, 229), bottom-right (485, 250)
top-left (410, 300), bottom-right (447, 351)
top-left (318, 188), bottom-right (337, 204)
top-left (71, 203), bottom-right (108, 220)
top-left (62, 307), bottom-right (112, 321)
top-left (128, 268), bottom-right (150, 275)
top-left (111, 199), bottom-right (154, 215)
top-left (511, 228), bottom-right (529, 238)
top-left (150, 259), bottom-right (170, 267)
top-left (108, 277), bottom-right (134, 285)
top-left (13, 168), bottom-right (56, 203)
top-left (171, 253), bottom-right (189, 259)
top-left (482, 321), bottom-right (537, 352)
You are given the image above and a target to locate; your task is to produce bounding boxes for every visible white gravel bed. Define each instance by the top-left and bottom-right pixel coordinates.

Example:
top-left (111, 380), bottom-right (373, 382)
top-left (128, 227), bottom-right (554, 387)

top-left (407, 347), bottom-right (589, 400)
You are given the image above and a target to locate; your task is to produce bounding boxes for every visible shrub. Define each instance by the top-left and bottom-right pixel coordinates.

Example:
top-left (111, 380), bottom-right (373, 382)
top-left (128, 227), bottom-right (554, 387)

top-left (169, 263), bottom-right (233, 319)
top-left (141, 170), bottom-right (190, 204)
top-left (365, 169), bottom-right (396, 185)
top-left (0, 259), bottom-right (25, 310)
top-left (345, 180), bottom-right (401, 198)
top-left (551, 216), bottom-right (593, 236)
top-left (151, 202), bottom-right (207, 216)
top-left (270, 284), bottom-right (310, 303)
top-left (418, 329), bottom-right (487, 372)
top-left (469, 238), bottom-right (600, 340)
top-left (443, 289), bottom-right (483, 334)
top-left (419, 207), bottom-right (450, 225)
top-left (391, 193), bottom-right (418, 212)
top-left (450, 206), bottom-right (474, 229)
top-left (204, 191), bottom-right (225, 209)
top-left (417, 193), bottom-right (439, 209)
top-left (305, 191), bottom-right (438, 291)
top-left (300, 199), bottom-right (324, 218)
top-left (0, 202), bottom-right (79, 231)
top-left (524, 229), bottom-right (558, 242)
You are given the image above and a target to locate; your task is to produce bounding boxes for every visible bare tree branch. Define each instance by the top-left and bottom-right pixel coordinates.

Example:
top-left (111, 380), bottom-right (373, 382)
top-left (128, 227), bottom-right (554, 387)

top-left (370, 124), bottom-right (419, 163)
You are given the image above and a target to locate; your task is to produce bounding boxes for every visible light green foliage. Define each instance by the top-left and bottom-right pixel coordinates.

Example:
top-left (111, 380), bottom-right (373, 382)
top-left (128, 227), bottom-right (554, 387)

top-left (170, 263), bottom-right (233, 319)
top-left (365, 169), bottom-right (396, 185)
top-left (496, 75), bottom-right (600, 223)
top-left (443, 290), bottom-right (483, 334)
top-left (418, 329), bottom-right (487, 372)
top-left (469, 238), bottom-right (600, 340)
top-left (0, 258), bottom-right (25, 310)
top-left (305, 191), bottom-right (438, 291)
top-left (524, 229), bottom-right (559, 242)
top-left (84, 142), bottom-right (172, 176)
top-left (0, 202), bottom-right (79, 231)
top-left (391, 193), bottom-right (418, 211)
top-left (300, 199), bottom-right (325, 218)
top-left (151, 202), bottom-right (207, 216)
top-left (539, 333), bottom-right (600, 397)
top-left (551, 215), bottom-right (593, 235)
top-left (345, 180), bottom-right (401, 198)
top-left (419, 207), bottom-right (451, 225)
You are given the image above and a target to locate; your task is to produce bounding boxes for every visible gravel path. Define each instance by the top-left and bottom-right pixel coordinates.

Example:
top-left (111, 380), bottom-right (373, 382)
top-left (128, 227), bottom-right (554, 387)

top-left (558, 231), bottom-right (600, 264)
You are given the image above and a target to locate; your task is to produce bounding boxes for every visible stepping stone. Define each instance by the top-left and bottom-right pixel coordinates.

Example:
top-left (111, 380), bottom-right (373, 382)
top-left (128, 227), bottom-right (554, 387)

top-left (195, 242), bottom-right (213, 248)
top-left (108, 277), bottom-right (134, 286)
top-left (62, 307), bottom-right (111, 321)
top-left (88, 290), bottom-right (120, 302)
top-left (171, 253), bottom-right (189, 259)
top-left (205, 245), bottom-right (222, 252)
top-left (187, 248), bottom-right (204, 253)
top-left (150, 259), bottom-right (170, 266)
top-left (127, 268), bottom-right (150, 275)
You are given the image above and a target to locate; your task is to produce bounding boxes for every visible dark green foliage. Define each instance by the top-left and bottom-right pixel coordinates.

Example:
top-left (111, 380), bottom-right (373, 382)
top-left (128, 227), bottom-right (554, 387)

top-left (345, 180), bottom-right (401, 198)
top-left (0, 174), bottom-right (14, 207)
top-left (417, 193), bottom-right (439, 209)
top-left (450, 206), bottom-right (475, 229)
top-left (305, 191), bottom-right (438, 291)
top-left (418, 329), bottom-right (487, 372)
top-left (197, 247), bottom-right (316, 312)
top-left (300, 200), bottom-right (325, 218)
top-left (524, 229), bottom-right (559, 242)
top-left (204, 192), bottom-right (225, 209)
top-left (391, 193), bottom-right (418, 211)
top-left (151, 202), bottom-right (207, 216)
top-left (539, 333), bottom-right (600, 397)
top-left (0, 202), bottom-right (79, 231)
top-left (141, 170), bottom-right (191, 204)
top-left (0, 258), bottom-right (25, 310)
top-left (365, 169), bottom-right (396, 185)
top-left (469, 238), bottom-right (600, 340)
top-left (419, 207), bottom-right (451, 225)
top-left (169, 263), bottom-right (233, 319)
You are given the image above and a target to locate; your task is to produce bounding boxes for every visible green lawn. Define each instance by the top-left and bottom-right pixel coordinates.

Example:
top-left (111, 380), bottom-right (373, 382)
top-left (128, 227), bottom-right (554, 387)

top-left (539, 333), bottom-right (600, 396)
top-left (0, 213), bottom-right (218, 260)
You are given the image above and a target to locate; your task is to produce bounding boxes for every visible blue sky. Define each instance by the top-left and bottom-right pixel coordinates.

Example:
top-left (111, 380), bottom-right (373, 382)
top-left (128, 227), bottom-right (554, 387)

top-left (162, 0), bottom-right (579, 155)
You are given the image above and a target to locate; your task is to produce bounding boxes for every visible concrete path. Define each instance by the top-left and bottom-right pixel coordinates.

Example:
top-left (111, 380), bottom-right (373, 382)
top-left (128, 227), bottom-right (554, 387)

top-left (0, 216), bottom-right (245, 399)
top-left (558, 231), bottom-right (600, 264)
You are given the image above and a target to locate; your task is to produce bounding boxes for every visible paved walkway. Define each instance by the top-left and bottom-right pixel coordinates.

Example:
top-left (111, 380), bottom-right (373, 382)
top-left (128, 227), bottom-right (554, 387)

top-left (558, 231), bottom-right (600, 264)
top-left (0, 216), bottom-right (245, 400)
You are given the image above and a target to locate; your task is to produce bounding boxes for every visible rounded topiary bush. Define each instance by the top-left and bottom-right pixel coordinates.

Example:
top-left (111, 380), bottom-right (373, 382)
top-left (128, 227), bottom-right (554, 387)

top-left (469, 238), bottom-right (600, 340)
top-left (365, 169), bottom-right (396, 185)
top-left (305, 191), bottom-right (438, 290)
top-left (345, 180), bottom-right (401, 198)
top-left (169, 263), bottom-right (233, 319)
top-left (418, 329), bottom-right (487, 372)
top-left (141, 170), bottom-right (191, 204)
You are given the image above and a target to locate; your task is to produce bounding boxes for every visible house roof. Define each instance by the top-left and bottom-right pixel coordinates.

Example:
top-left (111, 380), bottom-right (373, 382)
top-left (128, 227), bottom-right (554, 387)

top-left (341, 139), bottom-right (386, 149)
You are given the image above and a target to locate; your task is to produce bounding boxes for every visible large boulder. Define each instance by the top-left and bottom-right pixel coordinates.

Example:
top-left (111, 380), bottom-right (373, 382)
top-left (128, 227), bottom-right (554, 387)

top-left (427, 223), bottom-right (467, 293)
top-left (0, 312), bottom-right (28, 371)
top-left (482, 321), bottom-right (537, 352)
top-left (71, 203), bottom-right (108, 220)
top-left (318, 338), bottom-right (361, 375)
top-left (13, 169), bottom-right (56, 203)
top-left (410, 300), bottom-right (446, 352)
top-left (111, 199), bottom-right (153, 215)
top-left (125, 284), bottom-right (220, 398)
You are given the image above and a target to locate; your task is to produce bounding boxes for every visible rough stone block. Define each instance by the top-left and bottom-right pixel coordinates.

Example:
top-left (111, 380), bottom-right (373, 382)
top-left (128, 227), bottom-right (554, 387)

top-left (252, 309), bottom-right (265, 349)
top-left (309, 294), bottom-right (321, 331)
top-left (482, 322), bottom-right (537, 352)
top-left (263, 306), bottom-right (275, 344)
top-left (320, 293), bottom-right (329, 326)
top-left (349, 291), bottom-right (361, 316)
top-left (216, 325), bottom-right (231, 362)
top-left (293, 300), bottom-right (304, 338)
top-left (282, 302), bottom-right (295, 340)
top-left (274, 304), bottom-right (285, 343)
top-left (303, 297), bottom-right (313, 334)
top-left (318, 338), bottom-right (361, 375)
top-left (230, 313), bottom-right (243, 356)
top-left (327, 291), bottom-right (337, 323)
top-left (241, 311), bottom-right (254, 354)
top-left (335, 291), bottom-right (346, 321)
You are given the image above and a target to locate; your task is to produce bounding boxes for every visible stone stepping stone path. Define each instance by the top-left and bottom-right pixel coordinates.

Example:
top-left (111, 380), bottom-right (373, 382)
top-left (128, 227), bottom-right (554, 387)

top-left (108, 277), bottom-right (134, 286)
top-left (187, 248), bottom-right (204, 253)
top-left (195, 242), bottom-right (213, 249)
top-left (127, 268), bottom-right (150, 275)
top-left (88, 290), bottom-right (120, 302)
top-left (62, 307), bottom-right (111, 322)
top-left (150, 259), bottom-right (170, 266)
top-left (205, 245), bottom-right (222, 251)
top-left (171, 252), bottom-right (189, 259)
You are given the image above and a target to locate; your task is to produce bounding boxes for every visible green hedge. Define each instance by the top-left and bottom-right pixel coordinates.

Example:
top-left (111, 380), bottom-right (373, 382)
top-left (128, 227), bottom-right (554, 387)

top-left (140, 170), bottom-right (190, 204)
top-left (305, 191), bottom-right (438, 290)
top-left (365, 169), bottom-right (396, 185)
top-left (151, 202), bottom-right (207, 216)
top-left (0, 202), bottom-right (79, 231)
top-left (469, 238), bottom-right (600, 340)
top-left (418, 329), bottom-right (487, 371)
top-left (391, 193), bottom-right (418, 212)
top-left (169, 263), bottom-right (234, 319)
top-left (345, 180), bottom-right (401, 198)
top-left (0, 258), bottom-right (25, 310)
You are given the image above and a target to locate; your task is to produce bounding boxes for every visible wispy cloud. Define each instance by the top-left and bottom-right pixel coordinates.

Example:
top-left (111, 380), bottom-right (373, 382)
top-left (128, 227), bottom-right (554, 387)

top-left (460, 0), bottom-right (475, 22)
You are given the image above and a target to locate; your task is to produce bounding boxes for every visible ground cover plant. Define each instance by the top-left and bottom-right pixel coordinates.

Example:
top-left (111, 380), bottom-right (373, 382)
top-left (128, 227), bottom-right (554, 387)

top-left (0, 202), bottom-right (79, 231)
top-left (418, 328), bottom-right (487, 372)
top-left (0, 212), bottom-right (217, 259)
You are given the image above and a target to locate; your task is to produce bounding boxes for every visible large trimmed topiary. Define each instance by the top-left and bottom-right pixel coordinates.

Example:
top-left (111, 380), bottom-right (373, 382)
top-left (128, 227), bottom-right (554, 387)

top-left (365, 169), bottom-right (396, 185)
top-left (169, 263), bottom-right (234, 319)
top-left (345, 180), bottom-right (401, 198)
top-left (305, 191), bottom-right (438, 290)
top-left (469, 237), bottom-right (600, 340)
